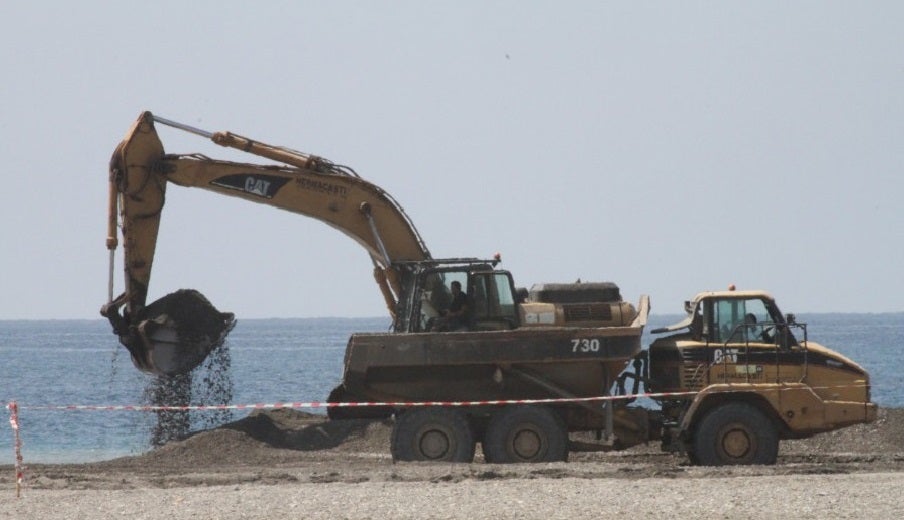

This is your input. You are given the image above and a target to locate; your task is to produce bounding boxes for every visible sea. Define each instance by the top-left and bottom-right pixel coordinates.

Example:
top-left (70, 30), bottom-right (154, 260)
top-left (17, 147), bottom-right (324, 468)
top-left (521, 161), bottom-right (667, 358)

top-left (1, 314), bottom-right (902, 464)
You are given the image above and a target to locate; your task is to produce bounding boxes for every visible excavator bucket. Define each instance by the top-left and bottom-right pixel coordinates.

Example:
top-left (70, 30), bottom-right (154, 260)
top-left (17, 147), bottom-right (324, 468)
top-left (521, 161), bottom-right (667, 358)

top-left (112, 289), bottom-right (235, 376)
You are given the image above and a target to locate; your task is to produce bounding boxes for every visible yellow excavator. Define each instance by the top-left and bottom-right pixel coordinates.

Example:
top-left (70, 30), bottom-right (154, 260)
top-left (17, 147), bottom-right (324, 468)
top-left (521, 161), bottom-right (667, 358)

top-left (103, 112), bottom-right (645, 382)
top-left (102, 111), bottom-right (434, 375)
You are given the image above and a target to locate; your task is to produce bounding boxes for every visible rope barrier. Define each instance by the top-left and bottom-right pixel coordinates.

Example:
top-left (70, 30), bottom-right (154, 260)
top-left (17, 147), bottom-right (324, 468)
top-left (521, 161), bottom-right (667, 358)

top-left (7, 381), bottom-right (871, 413)
top-left (14, 390), bottom-right (697, 412)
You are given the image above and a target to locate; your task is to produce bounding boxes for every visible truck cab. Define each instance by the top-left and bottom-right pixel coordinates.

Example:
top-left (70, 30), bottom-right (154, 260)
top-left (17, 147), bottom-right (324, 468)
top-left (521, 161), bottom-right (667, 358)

top-left (648, 289), bottom-right (803, 391)
top-left (647, 288), bottom-right (876, 465)
top-left (648, 289), bottom-right (871, 399)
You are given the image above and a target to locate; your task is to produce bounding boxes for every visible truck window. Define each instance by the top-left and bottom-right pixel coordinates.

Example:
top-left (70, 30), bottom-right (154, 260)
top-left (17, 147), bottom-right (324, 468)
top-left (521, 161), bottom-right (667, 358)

top-left (471, 272), bottom-right (518, 329)
top-left (714, 298), bottom-right (772, 344)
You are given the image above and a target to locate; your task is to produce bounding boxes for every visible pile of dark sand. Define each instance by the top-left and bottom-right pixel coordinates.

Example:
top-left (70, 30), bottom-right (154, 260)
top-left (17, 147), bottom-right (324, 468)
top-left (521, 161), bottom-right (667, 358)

top-left (782, 407), bottom-right (904, 455)
top-left (100, 409), bottom-right (392, 470)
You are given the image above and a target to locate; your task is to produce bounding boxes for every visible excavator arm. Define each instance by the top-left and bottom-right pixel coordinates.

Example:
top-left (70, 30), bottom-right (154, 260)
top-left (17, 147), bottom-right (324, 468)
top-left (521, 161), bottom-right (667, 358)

top-left (102, 111), bottom-right (431, 375)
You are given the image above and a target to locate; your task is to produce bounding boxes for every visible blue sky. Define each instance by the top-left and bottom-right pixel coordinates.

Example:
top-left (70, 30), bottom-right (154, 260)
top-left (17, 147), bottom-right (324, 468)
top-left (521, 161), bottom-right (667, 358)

top-left (2, 2), bottom-right (902, 318)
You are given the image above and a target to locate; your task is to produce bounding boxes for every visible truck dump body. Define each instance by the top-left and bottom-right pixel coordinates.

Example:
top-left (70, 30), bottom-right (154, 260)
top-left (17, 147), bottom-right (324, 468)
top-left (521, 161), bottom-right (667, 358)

top-left (339, 296), bottom-right (649, 405)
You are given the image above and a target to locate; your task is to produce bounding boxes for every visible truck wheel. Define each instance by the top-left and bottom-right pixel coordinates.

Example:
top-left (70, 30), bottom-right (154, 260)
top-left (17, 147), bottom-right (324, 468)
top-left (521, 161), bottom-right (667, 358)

top-left (390, 408), bottom-right (475, 462)
top-left (483, 406), bottom-right (568, 463)
top-left (692, 402), bottom-right (778, 466)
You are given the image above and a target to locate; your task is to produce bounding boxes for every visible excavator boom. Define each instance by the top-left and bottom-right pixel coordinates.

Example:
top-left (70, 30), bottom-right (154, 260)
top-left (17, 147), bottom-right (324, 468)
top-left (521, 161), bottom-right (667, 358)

top-left (103, 111), bottom-right (431, 375)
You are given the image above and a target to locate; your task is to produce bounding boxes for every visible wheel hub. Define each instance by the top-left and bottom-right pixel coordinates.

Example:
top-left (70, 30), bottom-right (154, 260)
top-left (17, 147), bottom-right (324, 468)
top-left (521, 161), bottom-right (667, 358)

top-left (512, 429), bottom-right (542, 460)
top-left (722, 428), bottom-right (752, 459)
top-left (419, 429), bottom-right (451, 459)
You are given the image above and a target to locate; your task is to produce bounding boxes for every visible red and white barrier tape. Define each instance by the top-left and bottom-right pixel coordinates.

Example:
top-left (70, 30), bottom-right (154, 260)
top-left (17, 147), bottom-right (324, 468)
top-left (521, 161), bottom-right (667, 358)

top-left (15, 391), bottom-right (696, 412)
top-left (7, 382), bottom-right (871, 412)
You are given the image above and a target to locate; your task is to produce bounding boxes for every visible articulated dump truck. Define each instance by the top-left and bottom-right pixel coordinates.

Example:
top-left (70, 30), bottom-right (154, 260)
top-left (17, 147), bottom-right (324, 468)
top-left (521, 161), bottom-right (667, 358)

top-left (335, 283), bottom-right (877, 465)
top-left (103, 112), bottom-right (876, 466)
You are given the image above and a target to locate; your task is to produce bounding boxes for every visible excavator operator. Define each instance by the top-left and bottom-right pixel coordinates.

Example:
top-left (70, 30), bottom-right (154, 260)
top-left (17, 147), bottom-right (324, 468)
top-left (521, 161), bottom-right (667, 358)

top-left (433, 281), bottom-right (470, 331)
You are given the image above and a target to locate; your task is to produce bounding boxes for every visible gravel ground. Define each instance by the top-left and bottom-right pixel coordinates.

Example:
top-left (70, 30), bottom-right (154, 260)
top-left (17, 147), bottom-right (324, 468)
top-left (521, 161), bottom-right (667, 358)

top-left (2, 408), bottom-right (902, 519)
top-left (4, 472), bottom-right (903, 519)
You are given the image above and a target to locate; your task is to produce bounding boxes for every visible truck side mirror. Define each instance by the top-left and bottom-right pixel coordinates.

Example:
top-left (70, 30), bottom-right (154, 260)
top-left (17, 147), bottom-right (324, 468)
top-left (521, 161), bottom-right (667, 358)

top-left (785, 313), bottom-right (796, 325)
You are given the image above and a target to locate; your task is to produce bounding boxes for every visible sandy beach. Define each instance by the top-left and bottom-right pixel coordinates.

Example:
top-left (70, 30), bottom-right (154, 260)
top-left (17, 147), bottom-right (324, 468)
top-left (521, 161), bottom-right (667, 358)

top-left (2, 408), bottom-right (902, 519)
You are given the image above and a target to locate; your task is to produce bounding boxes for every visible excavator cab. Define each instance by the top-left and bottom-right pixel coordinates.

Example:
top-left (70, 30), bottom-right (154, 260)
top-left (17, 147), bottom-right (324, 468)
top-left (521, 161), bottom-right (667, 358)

top-left (406, 260), bottom-right (519, 333)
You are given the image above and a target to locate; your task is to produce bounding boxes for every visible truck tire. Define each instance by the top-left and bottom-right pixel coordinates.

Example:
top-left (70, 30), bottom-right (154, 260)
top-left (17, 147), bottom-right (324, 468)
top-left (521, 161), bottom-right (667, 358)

top-left (692, 402), bottom-right (778, 466)
top-left (483, 406), bottom-right (568, 463)
top-left (390, 408), bottom-right (476, 462)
